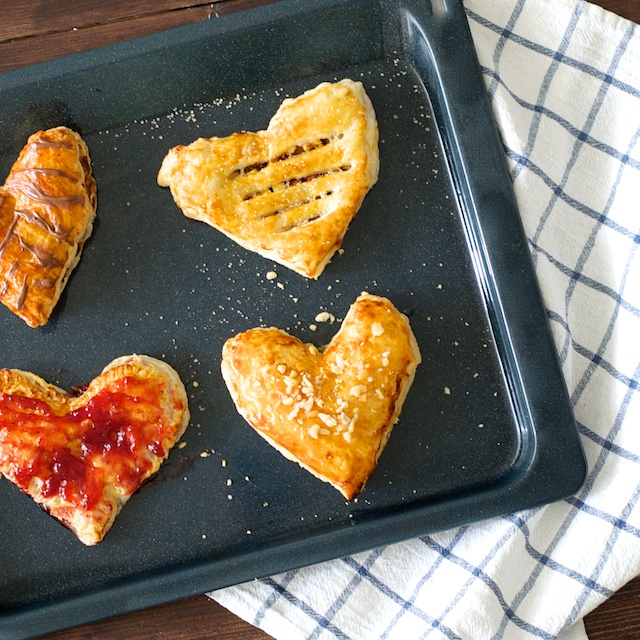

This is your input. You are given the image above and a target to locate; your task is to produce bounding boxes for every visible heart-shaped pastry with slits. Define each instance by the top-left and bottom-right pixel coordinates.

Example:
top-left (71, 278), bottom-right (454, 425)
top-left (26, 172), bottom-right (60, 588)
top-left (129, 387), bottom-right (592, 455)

top-left (158, 79), bottom-right (379, 279)
top-left (0, 355), bottom-right (189, 545)
top-left (221, 293), bottom-right (421, 499)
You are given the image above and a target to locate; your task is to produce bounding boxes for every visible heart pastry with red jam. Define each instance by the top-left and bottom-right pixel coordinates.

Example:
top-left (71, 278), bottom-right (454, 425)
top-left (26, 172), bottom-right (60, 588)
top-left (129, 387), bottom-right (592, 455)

top-left (221, 292), bottom-right (421, 499)
top-left (0, 354), bottom-right (189, 545)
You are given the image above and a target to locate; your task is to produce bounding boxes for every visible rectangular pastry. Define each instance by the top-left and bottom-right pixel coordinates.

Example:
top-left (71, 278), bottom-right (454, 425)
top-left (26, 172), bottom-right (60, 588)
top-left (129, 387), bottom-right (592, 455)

top-left (0, 126), bottom-right (97, 327)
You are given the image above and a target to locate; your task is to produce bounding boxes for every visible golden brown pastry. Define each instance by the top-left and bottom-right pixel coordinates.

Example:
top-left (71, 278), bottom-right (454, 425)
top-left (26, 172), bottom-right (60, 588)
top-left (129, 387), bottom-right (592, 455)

top-left (158, 79), bottom-right (379, 279)
top-left (0, 126), bottom-right (97, 327)
top-left (221, 293), bottom-right (421, 499)
top-left (0, 355), bottom-right (189, 545)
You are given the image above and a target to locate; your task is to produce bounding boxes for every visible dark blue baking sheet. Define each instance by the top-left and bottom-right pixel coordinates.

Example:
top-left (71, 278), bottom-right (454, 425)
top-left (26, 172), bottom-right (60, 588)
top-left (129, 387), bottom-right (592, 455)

top-left (0, 0), bottom-right (586, 638)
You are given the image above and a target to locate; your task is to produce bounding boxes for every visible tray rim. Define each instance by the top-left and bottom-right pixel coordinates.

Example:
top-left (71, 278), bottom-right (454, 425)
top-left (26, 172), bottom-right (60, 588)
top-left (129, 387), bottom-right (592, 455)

top-left (0, 0), bottom-right (587, 637)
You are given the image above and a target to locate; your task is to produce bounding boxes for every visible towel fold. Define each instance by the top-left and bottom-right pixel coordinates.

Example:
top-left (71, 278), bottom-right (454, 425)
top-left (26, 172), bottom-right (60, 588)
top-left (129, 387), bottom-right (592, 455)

top-left (211, 0), bottom-right (640, 637)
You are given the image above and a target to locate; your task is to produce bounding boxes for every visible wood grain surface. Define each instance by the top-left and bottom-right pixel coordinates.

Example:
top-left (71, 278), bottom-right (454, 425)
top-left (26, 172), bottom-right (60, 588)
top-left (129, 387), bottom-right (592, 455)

top-left (0, 1), bottom-right (638, 638)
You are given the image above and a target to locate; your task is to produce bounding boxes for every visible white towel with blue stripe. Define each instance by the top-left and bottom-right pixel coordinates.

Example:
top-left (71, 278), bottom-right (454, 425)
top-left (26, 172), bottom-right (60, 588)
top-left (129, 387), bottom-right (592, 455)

top-left (211, 0), bottom-right (640, 637)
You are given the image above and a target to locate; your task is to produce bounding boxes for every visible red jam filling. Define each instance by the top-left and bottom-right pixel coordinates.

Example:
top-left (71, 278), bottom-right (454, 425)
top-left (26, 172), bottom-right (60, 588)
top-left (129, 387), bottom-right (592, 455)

top-left (0, 376), bottom-right (173, 511)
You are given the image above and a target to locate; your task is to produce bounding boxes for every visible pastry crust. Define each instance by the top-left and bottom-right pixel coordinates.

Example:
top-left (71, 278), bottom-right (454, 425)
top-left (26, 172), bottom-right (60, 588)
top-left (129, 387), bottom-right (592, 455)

top-left (158, 79), bottom-right (379, 278)
top-left (0, 126), bottom-right (97, 327)
top-left (221, 293), bottom-right (421, 499)
top-left (0, 355), bottom-right (189, 545)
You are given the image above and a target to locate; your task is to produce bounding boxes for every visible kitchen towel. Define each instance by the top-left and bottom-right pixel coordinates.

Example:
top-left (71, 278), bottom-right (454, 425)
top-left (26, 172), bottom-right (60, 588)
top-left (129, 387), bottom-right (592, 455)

top-left (211, 0), bottom-right (640, 637)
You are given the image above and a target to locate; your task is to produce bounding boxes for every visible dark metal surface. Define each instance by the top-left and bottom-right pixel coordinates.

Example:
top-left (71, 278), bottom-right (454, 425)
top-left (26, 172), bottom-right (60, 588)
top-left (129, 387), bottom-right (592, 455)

top-left (0, 0), bottom-right (585, 637)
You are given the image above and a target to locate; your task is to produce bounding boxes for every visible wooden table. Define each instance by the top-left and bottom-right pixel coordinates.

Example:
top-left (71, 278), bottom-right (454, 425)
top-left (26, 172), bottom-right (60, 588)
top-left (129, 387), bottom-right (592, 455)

top-left (1, 1), bottom-right (639, 638)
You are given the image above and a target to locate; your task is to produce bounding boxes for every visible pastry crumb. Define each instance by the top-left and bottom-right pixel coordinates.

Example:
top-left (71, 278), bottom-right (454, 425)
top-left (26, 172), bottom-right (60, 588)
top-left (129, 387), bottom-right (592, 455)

top-left (266, 271), bottom-right (277, 280)
top-left (350, 384), bottom-right (368, 399)
top-left (444, 386), bottom-right (451, 395)
top-left (371, 321), bottom-right (385, 336)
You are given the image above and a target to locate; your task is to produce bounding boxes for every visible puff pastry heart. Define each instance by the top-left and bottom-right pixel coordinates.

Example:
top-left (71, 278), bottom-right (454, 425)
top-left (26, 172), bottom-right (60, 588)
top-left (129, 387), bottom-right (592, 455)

top-left (158, 79), bottom-right (379, 279)
top-left (0, 355), bottom-right (189, 545)
top-left (221, 293), bottom-right (421, 499)
top-left (0, 126), bottom-right (97, 327)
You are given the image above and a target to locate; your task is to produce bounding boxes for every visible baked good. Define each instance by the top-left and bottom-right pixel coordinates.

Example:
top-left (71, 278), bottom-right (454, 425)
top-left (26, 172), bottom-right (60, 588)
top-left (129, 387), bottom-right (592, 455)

top-left (0, 126), bottom-right (97, 327)
top-left (0, 355), bottom-right (189, 545)
top-left (158, 79), bottom-right (379, 278)
top-left (221, 292), bottom-right (421, 499)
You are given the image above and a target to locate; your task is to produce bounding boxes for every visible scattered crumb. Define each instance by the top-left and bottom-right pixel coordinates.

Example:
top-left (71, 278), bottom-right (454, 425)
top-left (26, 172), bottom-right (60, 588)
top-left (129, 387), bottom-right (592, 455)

top-left (444, 386), bottom-right (451, 395)
top-left (266, 271), bottom-right (277, 280)
top-left (222, 460), bottom-right (227, 467)
top-left (178, 442), bottom-right (187, 449)
top-left (226, 479), bottom-right (233, 486)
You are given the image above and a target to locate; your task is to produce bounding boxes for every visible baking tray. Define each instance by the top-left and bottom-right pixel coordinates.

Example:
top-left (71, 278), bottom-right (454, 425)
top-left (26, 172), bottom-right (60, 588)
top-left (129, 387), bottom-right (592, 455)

top-left (0, 0), bottom-right (587, 637)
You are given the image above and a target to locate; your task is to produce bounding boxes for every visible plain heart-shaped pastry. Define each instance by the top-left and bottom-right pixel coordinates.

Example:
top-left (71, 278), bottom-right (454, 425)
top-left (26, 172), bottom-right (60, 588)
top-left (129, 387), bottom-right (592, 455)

top-left (0, 355), bottom-right (189, 545)
top-left (0, 126), bottom-right (97, 327)
top-left (221, 293), bottom-right (421, 499)
top-left (157, 79), bottom-right (379, 279)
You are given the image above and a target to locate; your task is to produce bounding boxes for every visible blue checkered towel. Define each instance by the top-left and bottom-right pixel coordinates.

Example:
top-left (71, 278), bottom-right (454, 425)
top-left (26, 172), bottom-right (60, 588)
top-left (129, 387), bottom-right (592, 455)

top-left (211, 0), bottom-right (640, 637)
